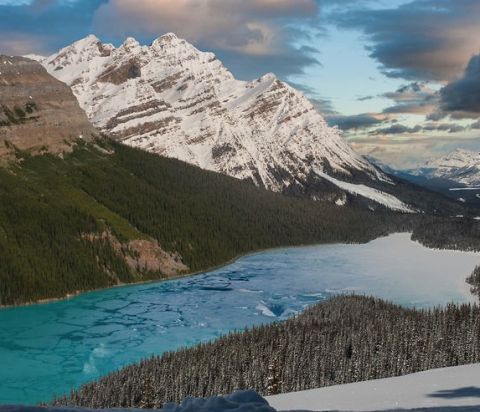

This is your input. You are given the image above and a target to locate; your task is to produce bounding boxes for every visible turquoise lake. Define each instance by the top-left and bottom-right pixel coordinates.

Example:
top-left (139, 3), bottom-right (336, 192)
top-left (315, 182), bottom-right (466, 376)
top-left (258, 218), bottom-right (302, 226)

top-left (0, 233), bottom-right (478, 405)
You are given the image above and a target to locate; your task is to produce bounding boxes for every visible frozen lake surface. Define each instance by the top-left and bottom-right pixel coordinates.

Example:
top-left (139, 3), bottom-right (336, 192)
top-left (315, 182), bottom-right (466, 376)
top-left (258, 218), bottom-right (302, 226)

top-left (0, 233), bottom-right (478, 405)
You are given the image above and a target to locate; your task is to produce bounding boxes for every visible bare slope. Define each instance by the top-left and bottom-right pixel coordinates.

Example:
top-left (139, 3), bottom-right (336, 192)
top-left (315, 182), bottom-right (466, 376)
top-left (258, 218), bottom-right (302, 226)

top-left (0, 56), bottom-right (95, 157)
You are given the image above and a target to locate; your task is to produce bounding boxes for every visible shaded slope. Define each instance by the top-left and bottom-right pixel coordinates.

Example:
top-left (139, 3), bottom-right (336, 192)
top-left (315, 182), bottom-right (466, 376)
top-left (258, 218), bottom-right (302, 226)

top-left (0, 140), bottom-right (408, 306)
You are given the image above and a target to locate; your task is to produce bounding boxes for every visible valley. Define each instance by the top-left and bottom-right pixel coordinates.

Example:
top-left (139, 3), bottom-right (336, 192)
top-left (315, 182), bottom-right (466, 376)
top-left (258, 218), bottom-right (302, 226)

top-left (1, 233), bottom-right (479, 405)
top-left (0, 139), bottom-right (411, 307)
top-left (0, 14), bottom-right (479, 410)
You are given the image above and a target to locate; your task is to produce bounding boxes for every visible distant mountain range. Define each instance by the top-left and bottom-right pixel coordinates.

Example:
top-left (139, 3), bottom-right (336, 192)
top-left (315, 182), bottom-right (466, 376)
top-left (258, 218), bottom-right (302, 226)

top-left (410, 149), bottom-right (480, 187)
top-left (370, 149), bottom-right (480, 206)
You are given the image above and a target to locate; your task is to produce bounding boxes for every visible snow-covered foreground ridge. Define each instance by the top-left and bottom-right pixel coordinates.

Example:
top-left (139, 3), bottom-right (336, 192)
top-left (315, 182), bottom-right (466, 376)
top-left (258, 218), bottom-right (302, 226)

top-left (267, 363), bottom-right (480, 411)
top-left (34, 33), bottom-right (402, 208)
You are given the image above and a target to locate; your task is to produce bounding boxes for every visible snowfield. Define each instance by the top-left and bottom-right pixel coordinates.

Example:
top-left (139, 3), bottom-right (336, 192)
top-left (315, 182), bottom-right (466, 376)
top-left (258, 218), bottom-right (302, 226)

top-left (315, 171), bottom-right (414, 213)
top-left (267, 364), bottom-right (480, 411)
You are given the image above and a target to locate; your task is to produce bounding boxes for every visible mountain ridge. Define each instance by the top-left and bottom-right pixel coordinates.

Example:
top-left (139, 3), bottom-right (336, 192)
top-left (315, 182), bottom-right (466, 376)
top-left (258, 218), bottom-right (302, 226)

top-left (373, 150), bottom-right (480, 207)
top-left (35, 33), bottom-right (414, 210)
top-left (416, 148), bottom-right (480, 186)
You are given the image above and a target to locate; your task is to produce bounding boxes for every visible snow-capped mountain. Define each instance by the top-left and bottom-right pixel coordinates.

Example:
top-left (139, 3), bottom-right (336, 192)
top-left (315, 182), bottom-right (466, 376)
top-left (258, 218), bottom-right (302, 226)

top-left (412, 149), bottom-right (480, 187)
top-left (37, 34), bottom-right (411, 210)
top-left (374, 149), bottom-right (480, 207)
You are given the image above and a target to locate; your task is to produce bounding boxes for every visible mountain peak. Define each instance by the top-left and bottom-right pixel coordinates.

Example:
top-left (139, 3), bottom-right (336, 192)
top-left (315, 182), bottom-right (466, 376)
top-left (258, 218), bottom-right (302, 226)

top-left (121, 37), bottom-right (141, 50)
top-left (152, 32), bottom-right (184, 48)
top-left (413, 148), bottom-right (480, 187)
top-left (74, 34), bottom-right (101, 49)
top-left (427, 148), bottom-right (480, 167)
top-left (258, 72), bottom-right (277, 82)
top-left (41, 35), bottom-right (391, 208)
top-left (160, 32), bottom-right (179, 41)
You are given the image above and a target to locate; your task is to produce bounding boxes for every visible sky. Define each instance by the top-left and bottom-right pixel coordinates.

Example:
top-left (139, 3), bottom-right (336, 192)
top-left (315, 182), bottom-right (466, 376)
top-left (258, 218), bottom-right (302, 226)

top-left (1, 0), bottom-right (480, 168)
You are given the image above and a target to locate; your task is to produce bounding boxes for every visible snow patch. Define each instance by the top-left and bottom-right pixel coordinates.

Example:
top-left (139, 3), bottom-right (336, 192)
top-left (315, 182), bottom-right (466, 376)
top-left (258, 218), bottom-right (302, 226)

top-left (316, 171), bottom-right (414, 213)
top-left (267, 363), bottom-right (480, 411)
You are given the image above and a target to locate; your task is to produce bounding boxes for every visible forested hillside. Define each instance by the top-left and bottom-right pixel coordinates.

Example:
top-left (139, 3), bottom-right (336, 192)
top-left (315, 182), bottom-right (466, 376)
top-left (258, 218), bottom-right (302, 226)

top-left (0, 140), bottom-right (413, 306)
top-left (52, 295), bottom-right (480, 409)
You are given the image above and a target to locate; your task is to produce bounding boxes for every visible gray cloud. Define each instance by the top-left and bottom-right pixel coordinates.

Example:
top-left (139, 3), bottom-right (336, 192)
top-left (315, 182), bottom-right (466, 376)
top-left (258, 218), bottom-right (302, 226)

top-left (93, 0), bottom-right (319, 43)
top-left (327, 113), bottom-right (390, 131)
top-left (92, 0), bottom-right (321, 79)
top-left (216, 46), bottom-right (320, 81)
top-left (423, 123), bottom-right (466, 133)
top-left (358, 83), bottom-right (439, 115)
top-left (335, 0), bottom-right (480, 82)
top-left (357, 95), bottom-right (375, 101)
top-left (0, 0), bottom-right (323, 80)
top-left (371, 122), bottom-right (466, 136)
top-left (370, 124), bottom-right (422, 136)
top-left (439, 54), bottom-right (480, 118)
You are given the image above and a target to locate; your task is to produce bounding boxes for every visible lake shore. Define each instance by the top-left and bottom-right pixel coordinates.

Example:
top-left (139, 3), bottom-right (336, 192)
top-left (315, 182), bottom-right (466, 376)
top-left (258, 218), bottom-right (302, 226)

top-left (2, 232), bottom-right (479, 405)
top-left (3, 231), bottom-right (479, 310)
top-left (0, 235), bottom-right (376, 310)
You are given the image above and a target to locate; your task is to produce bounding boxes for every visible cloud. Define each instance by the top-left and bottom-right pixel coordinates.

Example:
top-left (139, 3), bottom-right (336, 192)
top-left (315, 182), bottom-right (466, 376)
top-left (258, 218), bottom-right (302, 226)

top-left (215, 47), bottom-right (319, 80)
top-left (382, 82), bottom-right (439, 115)
top-left (471, 120), bottom-right (480, 129)
top-left (423, 123), bottom-right (466, 133)
top-left (327, 113), bottom-right (391, 131)
top-left (0, 0), bottom-right (321, 80)
top-left (88, 0), bottom-right (325, 80)
top-left (0, 0), bottom-right (106, 55)
top-left (335, 0), bottom-right (480, 82)
top-left (357, 95), bottom-right (374, 101)
top-left (438, 54), bottom-right (480, 118)
top-left (370, 121), bottom-right (467, 136)
top-left (370, 124), bottom-right (422, 136)
top-left (0, 31), bottom-right (49, 55)
top-left (91, 0), bottom-right (320, 78)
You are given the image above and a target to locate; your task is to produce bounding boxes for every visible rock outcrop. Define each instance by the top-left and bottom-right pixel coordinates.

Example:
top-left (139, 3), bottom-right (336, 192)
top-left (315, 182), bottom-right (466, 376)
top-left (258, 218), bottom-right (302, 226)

top-left (0, 56), bottom-right (96, 158)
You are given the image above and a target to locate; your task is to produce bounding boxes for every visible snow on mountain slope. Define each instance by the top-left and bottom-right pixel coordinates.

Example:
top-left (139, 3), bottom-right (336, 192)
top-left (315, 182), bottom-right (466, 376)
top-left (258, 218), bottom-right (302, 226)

top-left (38, 34), bottom-right (399, 208)
top-left (411, 149), bottom-right (480, 187)
top-left (316, 171), bottom-right (414, 213)
top-left (267, 363), bottom-right (480, 411)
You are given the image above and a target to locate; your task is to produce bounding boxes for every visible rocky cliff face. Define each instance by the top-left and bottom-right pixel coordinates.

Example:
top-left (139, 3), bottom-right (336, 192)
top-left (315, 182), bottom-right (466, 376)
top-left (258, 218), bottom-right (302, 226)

top-left (37, 34), bottom-right (409, 209)
top-left (0, 56), bottom-right (95, 158)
